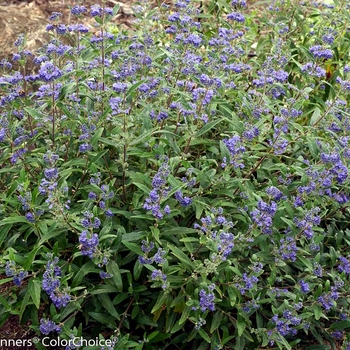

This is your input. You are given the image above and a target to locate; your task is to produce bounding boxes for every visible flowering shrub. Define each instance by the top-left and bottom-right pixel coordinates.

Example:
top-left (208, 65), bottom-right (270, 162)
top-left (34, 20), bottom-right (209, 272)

top-left (1, 0), bottom-right (350, 349)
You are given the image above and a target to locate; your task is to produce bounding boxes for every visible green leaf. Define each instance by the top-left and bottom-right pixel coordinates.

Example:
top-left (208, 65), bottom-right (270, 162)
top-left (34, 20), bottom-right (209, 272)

top-left (237, 313), bottom-right (246, 336)
top-left (227, 286), bottom-right (237, 307)
top-left (197, 328), bottom-right (211, 343)
top-left (135, 313), bottom-right (158, 327)
top-left (168, 245), bottom-right (193, 271)
top-left (36, 228), bottom-right (66, 246)
top-left (122, 231), bottom-right (144, 242)
top-left (0, 277), bottom-right (13, 285)
top-left (329, 320), bottom-right (350, 330)
top-left (310, 107), bottom-right (321, 126)
top-left (24, 107), bottom-right (45, 120)
top-left (314, 304), bottom-right (322, 320)
top-left (28, 278), bottom-right (41, 309)
top-left (210, 311), bottom-right (223, 333)
top-left (112, 3), bottom-right (120, 16)
top-left (122, 241), bottom-right (144, 255)
top-left (133, 182), bottom-right (151, 194)
top-left (178, 306), bottom-right (191, 325)
top-left (151, 292), bottom-right (167, 314)
top-left (307, 138), bottom-right (319, 159)
top-left (126, 79), bottom-right (147, 98)
top-left (195, 119), bottom-right (222, 138)
top-left (23, 247), bottom-right (40, 271)
top-left (71, 261), bottom-right (98, 288)
top-left (107, 261), bottom-right (123, 292)
top-left (0, 224), bottom-right (12, 248)
top-left (0, 216), bottom-right (30, 225)
top-left (90, 285), bottom-right (118, 295)
top-left (19, 286), bottom-right (32, 321)
top-left (98, 294), bottom-right (120, 320)
top-left (89, 312), bottom-right (117, 327)
top-left (113, 293), bottom-right (129, 306)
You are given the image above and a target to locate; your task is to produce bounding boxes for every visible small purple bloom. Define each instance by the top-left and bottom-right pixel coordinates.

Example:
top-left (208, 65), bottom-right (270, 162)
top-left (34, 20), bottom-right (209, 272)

top-left (40, 319), bottom-right (61, 335)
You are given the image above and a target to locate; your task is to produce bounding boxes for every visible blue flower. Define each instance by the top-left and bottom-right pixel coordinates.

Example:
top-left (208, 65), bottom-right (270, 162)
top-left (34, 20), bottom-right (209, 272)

top-left (71, 5), bottom-right (86, 16)
top-left (40, 318), bottom-right (61, 335)
top-left (174, 190), bottom-right (192, 207)
top-left (99, 271), bottom-right (112, 279)
top-left (79, 230), bottom-right (99, 258)
top-left (25, 212), bottom-right (35, 223)
top-left (339, 256), bottom-right (350, 274)
top-left (42, 258), bottom-right (70, 308)
top-left (250, 200), bottom-right (277, 234)
top-left (151, 269), bottom-right (167, 290)
top-left (227, 12), bottom-right (245, 22)
top-left (223, 135), bottom-right (246, 168)
top-left (299, 280), bottom-right (310, 293)
top-left (310, 45), bottom-right (333, 59)
top-left (48, 12), bottom-right (62, 21)
top-left (39, 62), bottom-right (62, 82)
top-left (199, 286), bottom-right (215, 312)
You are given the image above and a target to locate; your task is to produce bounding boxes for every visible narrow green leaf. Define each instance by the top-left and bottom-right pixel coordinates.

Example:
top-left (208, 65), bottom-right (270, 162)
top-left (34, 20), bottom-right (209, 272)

top-left (107, 261), bottom-right (123, 292)
top-left (151, 292), bottom-right (167, 314)
top-left (23, 247), bottom-right (40, 271)
top-left (197, 328), bottom-right (211, 343)
top-left (329, 320), bottom-right (350, 330)
top-left (210, 311), bottom-right (223, 333)
top-left (90, 285), bottom-right (118, 295)
top-left (89, 312), bottom-right (117, 327)
top-left (237, 313), bottom-right (246, 336)
top-left (98, 294), bottom-right (120, 320)
top-left (178, 306), bottom-right (191, 325)
top-left (314, 304), bottom-right (322, 320)
top-left (168, 245), bottom-right (193, 271)
top-left (28, 279), bottom-right (41, 309)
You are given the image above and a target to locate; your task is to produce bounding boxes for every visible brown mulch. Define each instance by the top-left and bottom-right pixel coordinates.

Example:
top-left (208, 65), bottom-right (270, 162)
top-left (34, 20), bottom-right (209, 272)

top-left (0, 275), bottom-right (36, 350)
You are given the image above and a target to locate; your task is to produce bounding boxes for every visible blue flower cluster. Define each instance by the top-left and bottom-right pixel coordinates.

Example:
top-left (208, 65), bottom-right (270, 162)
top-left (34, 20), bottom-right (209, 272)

top-left (194, 208), bottom-right (235, 261)
top-left (79, 230), bottom-right (99, 259)
top-left (174, 190), bottom-right (192, 207)
top-left (90, 4), bottom-right (113, 17)
top-left (151, 269), bottom-right (168, 290)
top-left (299, 280), bottom-right (310, 293)
top-left (143, 159), bottom-right (171, 219)
top-left (227, 12), bottom-right (245, 23)
top-left (198, 284), bottom-right (216, 312)
top-left (309, 45), bottom-right (333, 59)
top-left (5, 261), bottom-right (28, 286)
top-left (271, 310), bottom-right (301, 337)
top-left (70, 5), bottom-right (87, 16)
top-left (294, 207), bottom-right (321, 239)
top-left (250, 200), bottom-right (277, 234)
top-left (39, 318), bottom-right (61, 335)
top-left (338, 256), bottom-right (350, 274)
top-left (301, 62), bottom-right (326, 78)
top-left (88, 175), bottom-right (114, 217)
top-left (138, 240), bottom-right (166, 265)
top-left (318, 280), bottom-right (344, 311)
top-left (79, 123), bottom-right (96, 153)
top-left (39, 62), bottom-right (63, 82)
top-left (39, 152), bottom-right (62, 210)
top-left (17, 187), bottom-right (39, 223)
top-left (222, 135), bottom-right (246, 168)
top-left (42, 256), bottom-right (70, 308)
top-left (270, 107), bottom-right (301, 154)
top-left (236, 273), bottom-right (259, 295)
top-left (242, 299), bottom-right (260, 313)
top-left (276, 235), bottom-right (298, 262)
